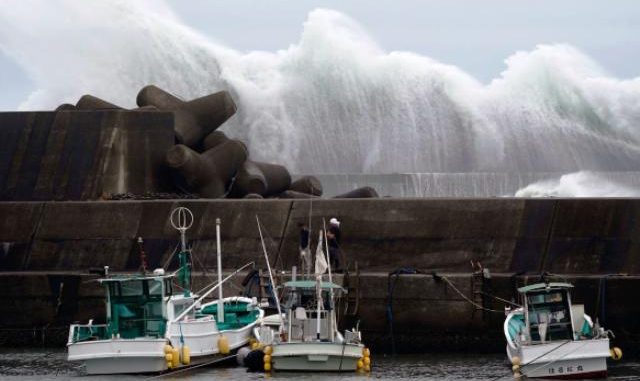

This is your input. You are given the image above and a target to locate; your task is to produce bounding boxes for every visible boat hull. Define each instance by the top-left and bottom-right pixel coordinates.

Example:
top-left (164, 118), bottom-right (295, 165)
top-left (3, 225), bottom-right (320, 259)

top-left (271, 342), bottom-right (364, 372)
top-left (507, 339), bottom-right (610, 379)
top-left (68, 338), bottom-right (168, 375)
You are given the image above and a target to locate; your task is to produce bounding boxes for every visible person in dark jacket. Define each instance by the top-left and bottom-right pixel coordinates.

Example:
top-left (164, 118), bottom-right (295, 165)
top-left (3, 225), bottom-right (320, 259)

top-left (298, 222), bottom-right (311, 277)
top-left (326, 218), bottom-right (342, 271)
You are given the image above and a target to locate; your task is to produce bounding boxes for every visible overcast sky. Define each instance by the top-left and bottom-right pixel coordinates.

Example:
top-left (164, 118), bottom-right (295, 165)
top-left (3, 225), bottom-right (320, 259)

top-left (1, 0), bottom-right (639, 110)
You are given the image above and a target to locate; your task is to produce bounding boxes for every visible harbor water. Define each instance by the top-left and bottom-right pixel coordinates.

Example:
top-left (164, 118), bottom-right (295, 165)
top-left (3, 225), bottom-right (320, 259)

top-left (1, 349), bottom-right (638, 381)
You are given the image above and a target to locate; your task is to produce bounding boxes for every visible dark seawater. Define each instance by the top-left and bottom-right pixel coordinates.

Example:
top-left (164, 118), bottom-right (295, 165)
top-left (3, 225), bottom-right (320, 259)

top-left (1, 349), bottom-right (638, 381)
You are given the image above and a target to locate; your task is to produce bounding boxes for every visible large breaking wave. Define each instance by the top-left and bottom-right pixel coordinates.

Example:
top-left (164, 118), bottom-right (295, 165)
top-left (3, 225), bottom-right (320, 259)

top-left (1, 0), bottom-right (640, 188)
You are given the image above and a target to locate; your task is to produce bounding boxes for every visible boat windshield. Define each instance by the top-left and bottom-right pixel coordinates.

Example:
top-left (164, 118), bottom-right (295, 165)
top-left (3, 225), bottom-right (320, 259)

top-left (106, 279), bottom-right (166, 338)
top-left (283, 288), bottom-right (333, 311)
top-left (526, 289), bottom-right (573, 342)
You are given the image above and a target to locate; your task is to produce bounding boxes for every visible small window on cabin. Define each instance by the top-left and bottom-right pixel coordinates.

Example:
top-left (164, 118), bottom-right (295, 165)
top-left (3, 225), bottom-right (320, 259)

top-left (121, 281), bottom-right (144, 296)
top-left (148, 280), bottom-right (163, 296)
top-left (165, 280), bottom-right (173, 296)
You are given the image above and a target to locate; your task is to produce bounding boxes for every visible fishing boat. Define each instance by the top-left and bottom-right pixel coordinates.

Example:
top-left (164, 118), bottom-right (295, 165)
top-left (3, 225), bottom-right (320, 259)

top-left (504, 281), bottom-right (621, 379)
top-left (67, 207), bottom-right (264, 375)
top-left (251, 224), bottom-right (369, 372)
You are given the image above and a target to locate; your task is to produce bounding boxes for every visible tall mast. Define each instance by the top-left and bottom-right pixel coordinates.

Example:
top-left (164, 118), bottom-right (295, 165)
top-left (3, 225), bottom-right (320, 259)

top-left (171, 207), bottom-right (194, 297)
top-left (216, 218), bottom-right (224, 323)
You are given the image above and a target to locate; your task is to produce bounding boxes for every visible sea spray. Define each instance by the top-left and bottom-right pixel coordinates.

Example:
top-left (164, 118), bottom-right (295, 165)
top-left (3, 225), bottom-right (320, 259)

top-left (514, 171), bottom-right (640, 197)
top-left (1, 1), bottom-right (640, 177)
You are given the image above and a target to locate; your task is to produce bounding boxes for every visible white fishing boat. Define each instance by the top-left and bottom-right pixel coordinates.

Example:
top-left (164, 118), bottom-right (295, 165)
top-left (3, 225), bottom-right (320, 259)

top-left (255, 280), bottom-right (367, 372)
top-left (251, 224), bottom-right (369, 373)
top-left (504, 281), bottom-right (621, 379)
top-left (67, 208), bottom-right (264, 375)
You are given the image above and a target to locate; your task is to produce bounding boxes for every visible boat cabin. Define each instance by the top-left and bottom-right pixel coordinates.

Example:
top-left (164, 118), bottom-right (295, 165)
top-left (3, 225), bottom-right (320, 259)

top-left (69, 272), bottom-right (198, 344)
top-left (280, 280), bottom-right (345, 342)
top-left (520, 282), bottom-right (575, 342)
top-left (100, 275), bottom-right (180, 339)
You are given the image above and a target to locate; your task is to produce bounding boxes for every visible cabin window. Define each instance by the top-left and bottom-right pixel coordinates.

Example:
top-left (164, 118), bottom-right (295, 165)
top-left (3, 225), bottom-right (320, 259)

top-left (527, 290), bottom-right (573, 342)
top-left (148, 280), bottom-right (163, 296)
top-left (121, 280), bottom-right (144, 296)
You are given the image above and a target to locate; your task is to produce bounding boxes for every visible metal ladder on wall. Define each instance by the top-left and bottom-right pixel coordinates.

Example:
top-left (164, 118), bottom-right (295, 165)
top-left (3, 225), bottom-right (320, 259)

top-left (343, 261), bottom-right (360, 317)
top-left (258, 269), bottom-right (275, 306)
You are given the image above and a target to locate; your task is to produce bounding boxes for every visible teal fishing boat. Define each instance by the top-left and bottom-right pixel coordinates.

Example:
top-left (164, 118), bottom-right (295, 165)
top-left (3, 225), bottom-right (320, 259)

top-left (504, 281), bottom-right (621, 379)
top-left (67, 207), bottom-right (264, 375)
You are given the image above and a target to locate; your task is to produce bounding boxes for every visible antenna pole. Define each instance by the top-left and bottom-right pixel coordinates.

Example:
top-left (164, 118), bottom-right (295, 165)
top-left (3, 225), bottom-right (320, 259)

top-left (323, 219), bottom-right (335, 341)
top-left (171, 207), bottom-right (194, 297)
top-left (216, 218), bottom-right (224, 323)
top-left (256, 215), bottom-right (285, 331)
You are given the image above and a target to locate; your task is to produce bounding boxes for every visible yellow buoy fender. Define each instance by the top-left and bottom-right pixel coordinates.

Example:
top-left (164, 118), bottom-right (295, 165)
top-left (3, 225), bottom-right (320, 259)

top-left (264, 345), bottom-right (273, 355)
top-left (263, 354), bottom-right (272, 364)
top-left (164, 345), bottom-right (173, 354)
top-left (511, 356), bottom-right (521, 366)
top-left (611, 347), bottom-right (623, 360)
top-left (218, 335), bottom-right (230, 355)
top-left (181, 345), bottom-right (191, 365)
top-left (363, 347), bottom-right (370, 357)
top-left (363, 357), bottom-right (371, 366)
top-left (171, 347), bottom-right (180, 368)
top-left (264, 362), bottom-right (272, 372)
top-left (357, 359), bottom-right (364, 369)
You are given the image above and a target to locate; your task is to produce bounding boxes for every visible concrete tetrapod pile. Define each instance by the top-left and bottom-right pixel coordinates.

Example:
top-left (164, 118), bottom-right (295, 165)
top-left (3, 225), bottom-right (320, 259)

top-left (57, 85), bottom-right (378, 200)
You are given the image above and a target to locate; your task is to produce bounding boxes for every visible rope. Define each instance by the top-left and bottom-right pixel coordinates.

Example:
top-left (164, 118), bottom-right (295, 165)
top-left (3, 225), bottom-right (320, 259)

top-left (478, 291), bottom-right (522, 308)
top-left (438, 275), bottom-right (504, 313)
top-left (387, 268), bottom-right (422, 354)
top-left (520, 340), bottom-right (592, 379)
top-left (162, 242), bottom-right (181, 270)
top-left (490, 339), bottom-right (590, 380)
top-left (145, 353), bottom-right (238, 379)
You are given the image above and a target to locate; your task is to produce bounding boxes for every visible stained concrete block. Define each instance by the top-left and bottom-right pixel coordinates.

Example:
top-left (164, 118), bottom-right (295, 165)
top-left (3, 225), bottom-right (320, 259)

top-left (37, 202), bottom-right (143, 240)
top-left (137, 85), bottom-right (237, 147)
top-left (289, 176), bottom-right (323, 196)
top-left (0, 111), bottom-right (175, 201)
top-left (543, 199), bottom-right (640, 274)
top-left (166, 140), bottom-right (247, 198)
top-left (0, 203), bottom-right (44, 270)
top-left (282, 199), bottom-right (526, 272)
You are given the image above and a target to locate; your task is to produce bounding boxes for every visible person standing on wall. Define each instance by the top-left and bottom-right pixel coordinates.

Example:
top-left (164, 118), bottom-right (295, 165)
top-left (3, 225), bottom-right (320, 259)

top-left (326, 218), bottom-right (342, 272)
top-left (298, 222), bottom-right (311, 278)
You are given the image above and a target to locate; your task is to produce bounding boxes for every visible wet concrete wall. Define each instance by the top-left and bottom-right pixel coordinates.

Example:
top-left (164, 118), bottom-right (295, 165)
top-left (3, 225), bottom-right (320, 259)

top-left (0, 111), bottom-right (174, 200)
top-left (1, 198), bottom-right (639, 351)
top-left (1, 198), bottom-right (640, 273)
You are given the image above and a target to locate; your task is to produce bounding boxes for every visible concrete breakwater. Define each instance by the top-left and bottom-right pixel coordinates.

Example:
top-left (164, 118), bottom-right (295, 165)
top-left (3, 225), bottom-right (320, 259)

top-left (0, 198), bottom-right (639, 352)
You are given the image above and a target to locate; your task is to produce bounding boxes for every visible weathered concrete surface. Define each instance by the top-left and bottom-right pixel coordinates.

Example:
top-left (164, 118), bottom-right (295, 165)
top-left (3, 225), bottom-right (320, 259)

top-left (137, 85), bottom-right (237, 147)
top-left (0, 111), bottom-right (175, 200)
top-left (0, 198), bottom-right (640, 274)
top-left (1, 198), bottom-right (640, 351)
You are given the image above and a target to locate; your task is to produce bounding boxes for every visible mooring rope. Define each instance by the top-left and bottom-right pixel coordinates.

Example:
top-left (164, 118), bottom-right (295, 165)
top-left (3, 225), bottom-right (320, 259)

top-left (145, 353), bottom-right (238, 379)
top-left (490, 338), bottom-right (590, 380)
top-left (437, 274), bottom-right (504, 313)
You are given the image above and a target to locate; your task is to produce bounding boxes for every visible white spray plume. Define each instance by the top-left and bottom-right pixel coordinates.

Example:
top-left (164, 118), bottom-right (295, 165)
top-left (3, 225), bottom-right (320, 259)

top-left (515, 171), bottom-right (640, 197)
top-left (1, 1), bottom-right (640, 177)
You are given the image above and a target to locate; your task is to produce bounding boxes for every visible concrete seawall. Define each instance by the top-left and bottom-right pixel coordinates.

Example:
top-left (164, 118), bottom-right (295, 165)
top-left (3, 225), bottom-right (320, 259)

top-left (0, 111), bottom-right (175, 201)
top-left (0, 198), bottom-right (639, 352)
top-left (1, 198), bottom-right (639, 273)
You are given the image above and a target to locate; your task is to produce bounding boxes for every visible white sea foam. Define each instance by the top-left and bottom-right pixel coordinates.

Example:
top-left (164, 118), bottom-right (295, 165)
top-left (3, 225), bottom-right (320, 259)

top-left (514, 171), bottom-right (640, 197)
top-left (1, 1), bottom-right (640, 179)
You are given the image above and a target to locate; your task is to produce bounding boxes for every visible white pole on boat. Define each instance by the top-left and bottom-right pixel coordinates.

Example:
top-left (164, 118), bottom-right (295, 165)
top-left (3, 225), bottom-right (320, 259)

top-left (316, 230), bottom-right (324, 340)
top-left (216, 218), bottom-right (224, 323)
top-left (323, 219), bottom-right (335, 342)
top-left (316, 273), bottom-right (322, 341)
top-left (256, 215), bottom-right (285, 331)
